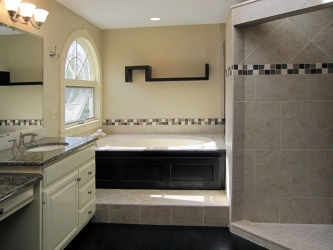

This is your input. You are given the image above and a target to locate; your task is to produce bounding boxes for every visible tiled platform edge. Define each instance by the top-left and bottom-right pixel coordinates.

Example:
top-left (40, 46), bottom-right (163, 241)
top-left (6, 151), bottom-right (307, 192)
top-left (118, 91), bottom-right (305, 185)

top-left (231, 220), bottom-right (333, 250)
top-left (91, 189), bottom-right (229, 227)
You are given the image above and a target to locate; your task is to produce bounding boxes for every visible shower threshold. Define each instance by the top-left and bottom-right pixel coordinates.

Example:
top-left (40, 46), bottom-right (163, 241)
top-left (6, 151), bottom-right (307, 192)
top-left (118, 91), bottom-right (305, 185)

top-left (231, 220), bottom-right (333, 250)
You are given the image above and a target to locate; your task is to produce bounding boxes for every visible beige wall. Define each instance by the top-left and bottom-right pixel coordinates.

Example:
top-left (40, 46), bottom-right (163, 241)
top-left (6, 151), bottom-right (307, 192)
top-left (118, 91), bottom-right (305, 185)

top-left (0, 0), bottom-right (102, 136)
top-left (102, 25), bottom-right (220, 120)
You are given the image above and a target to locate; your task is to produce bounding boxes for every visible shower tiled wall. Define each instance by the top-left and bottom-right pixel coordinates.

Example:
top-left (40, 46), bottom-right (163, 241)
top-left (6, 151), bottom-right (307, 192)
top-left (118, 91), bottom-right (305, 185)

top-left (228, 5), bottom-right (333, 224)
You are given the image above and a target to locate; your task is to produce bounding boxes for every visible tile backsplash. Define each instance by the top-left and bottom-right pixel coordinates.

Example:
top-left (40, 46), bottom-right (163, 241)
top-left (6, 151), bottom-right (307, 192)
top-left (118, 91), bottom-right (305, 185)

top-left (102, 118), bottom-right (225, 135)
top-left (103, 118), bottom-right (225, 126)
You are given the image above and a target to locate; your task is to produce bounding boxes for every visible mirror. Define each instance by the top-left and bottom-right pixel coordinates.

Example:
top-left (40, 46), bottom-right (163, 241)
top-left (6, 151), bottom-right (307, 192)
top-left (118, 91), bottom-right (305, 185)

top-left (0, 23), bottom-right (43, 135)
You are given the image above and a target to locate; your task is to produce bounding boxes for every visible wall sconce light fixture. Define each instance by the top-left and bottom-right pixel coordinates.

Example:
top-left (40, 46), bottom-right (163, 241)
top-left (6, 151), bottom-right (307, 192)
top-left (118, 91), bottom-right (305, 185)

top-left (4, 0), bottom-right (49, 29)
top-left (49, 46), bottom-right (60, 60)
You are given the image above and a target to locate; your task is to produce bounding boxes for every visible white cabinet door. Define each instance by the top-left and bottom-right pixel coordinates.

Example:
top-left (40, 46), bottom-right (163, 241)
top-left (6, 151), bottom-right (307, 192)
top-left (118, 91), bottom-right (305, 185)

top-left (42, 171), bottom-right (78, 250)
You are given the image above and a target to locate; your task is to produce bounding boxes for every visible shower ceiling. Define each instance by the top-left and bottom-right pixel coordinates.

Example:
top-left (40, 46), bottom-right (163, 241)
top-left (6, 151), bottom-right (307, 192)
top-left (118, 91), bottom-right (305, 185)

top-left (55, 0), bottom-right (247, 29)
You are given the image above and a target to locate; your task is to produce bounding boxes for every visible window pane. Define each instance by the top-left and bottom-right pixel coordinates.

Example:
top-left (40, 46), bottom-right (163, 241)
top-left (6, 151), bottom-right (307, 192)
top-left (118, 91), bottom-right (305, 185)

top-left (76, 43), bottom-right (86, 62)
top-left (65, 40), bottom-right (92, 80)
top-left (65, 87), bottom-right (94, 124)
top-left (67, 41), bottom-right (76, 60)
top-left (65, 58), bottom-right (75, 79)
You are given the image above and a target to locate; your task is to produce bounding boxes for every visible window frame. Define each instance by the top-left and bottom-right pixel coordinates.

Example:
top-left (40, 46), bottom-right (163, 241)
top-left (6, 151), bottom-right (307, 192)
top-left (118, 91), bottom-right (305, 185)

top-left (65, 86), bottom-right (94, 125)
top-left (59, 29), bottom-right (102, 136)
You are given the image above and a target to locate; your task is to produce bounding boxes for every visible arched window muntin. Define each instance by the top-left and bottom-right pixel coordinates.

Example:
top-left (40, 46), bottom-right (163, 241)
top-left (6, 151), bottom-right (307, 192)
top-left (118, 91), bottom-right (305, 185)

top-left (59, 29), bottom-right (102, 136)
top-left (65, 40), bottom-right (92, 81)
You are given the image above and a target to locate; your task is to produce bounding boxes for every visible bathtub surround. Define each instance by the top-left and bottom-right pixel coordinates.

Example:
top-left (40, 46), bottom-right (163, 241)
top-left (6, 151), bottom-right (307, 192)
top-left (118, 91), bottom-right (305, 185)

top-left (102, 125), bottom-right (222, 135)
top-left (95, 134), bottom-right (226, 190)
top-left (226, 0), bottom-right (333, 249)
top-left (92, 189), bottom-right (229, 227)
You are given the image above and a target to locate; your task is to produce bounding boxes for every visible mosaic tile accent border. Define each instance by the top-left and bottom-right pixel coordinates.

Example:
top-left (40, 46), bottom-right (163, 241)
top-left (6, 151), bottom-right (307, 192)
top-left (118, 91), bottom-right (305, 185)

top-left (0, 119), bottom-right (43, 126)
top-left (103, 118), bottom-right (225, 126)
top-left (226, 63), bottom-right (333, 77)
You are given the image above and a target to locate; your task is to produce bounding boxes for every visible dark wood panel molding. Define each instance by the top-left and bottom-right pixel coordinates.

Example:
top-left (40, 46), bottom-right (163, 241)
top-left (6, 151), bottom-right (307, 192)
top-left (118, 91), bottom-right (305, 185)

top-left (125, 64), bottom-right (209, 82)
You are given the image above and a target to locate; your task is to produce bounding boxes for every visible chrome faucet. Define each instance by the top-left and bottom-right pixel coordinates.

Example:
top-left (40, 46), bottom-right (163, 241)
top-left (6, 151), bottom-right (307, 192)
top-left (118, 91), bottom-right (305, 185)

top-left (8, 139), bottom-right (18, 156)
top-left (89, 129), bottom-right (106, 138)
top-left (18, 133), bottom-right (38, 150)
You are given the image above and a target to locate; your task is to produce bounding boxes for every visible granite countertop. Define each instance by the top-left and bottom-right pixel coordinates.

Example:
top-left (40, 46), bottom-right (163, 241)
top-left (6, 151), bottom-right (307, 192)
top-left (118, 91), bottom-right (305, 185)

top-left (0, 137), bottom-right (98, 167)
top-left (0, 173), bottom-right (43, 203)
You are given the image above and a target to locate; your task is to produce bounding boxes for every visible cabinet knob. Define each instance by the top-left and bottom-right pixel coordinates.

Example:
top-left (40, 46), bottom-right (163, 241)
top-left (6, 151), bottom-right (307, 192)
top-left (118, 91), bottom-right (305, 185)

top-left (0, 208), bottom-right (4, 215)
top-left (88, 210), bottom-right (92, 215)
top-left (77, 177), bottom-right (81, 182)
top-left (88, 171), bottom-right (92, 175)
top-left (88, 191), bottom-right (92, 195)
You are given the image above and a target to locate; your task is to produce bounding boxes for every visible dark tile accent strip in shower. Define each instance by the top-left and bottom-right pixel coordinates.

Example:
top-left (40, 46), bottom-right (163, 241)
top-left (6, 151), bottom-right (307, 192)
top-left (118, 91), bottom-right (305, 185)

top-left (103, 118), bottom-right (225, 126)
top-left (225, 63), bottom-right (333, 77)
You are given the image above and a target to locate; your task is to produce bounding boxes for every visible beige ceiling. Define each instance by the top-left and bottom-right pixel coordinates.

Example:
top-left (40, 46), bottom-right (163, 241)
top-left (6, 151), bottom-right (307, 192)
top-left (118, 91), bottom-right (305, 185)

top-left (55, 0), bottom-right (247, 30)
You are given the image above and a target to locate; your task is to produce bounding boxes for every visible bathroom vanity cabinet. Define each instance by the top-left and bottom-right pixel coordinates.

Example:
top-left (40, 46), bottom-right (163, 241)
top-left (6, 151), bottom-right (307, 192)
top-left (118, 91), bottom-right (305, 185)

top-left (42, 145), bottom-right (96, 250)
top-left (0, 137), bottom-right (97, 250)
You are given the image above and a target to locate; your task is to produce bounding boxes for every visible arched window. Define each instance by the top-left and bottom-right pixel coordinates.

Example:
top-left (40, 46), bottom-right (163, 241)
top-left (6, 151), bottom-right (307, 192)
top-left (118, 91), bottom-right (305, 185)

top-left (60, 29), bottom-right (102, 136)
top-left (64, 40), bottom-right (93, 124)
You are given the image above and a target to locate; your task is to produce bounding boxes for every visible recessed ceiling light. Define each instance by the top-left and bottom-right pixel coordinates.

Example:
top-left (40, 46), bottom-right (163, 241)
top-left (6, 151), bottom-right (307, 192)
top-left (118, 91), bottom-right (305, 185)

top-left (150, 17), bottom-right (161, 21)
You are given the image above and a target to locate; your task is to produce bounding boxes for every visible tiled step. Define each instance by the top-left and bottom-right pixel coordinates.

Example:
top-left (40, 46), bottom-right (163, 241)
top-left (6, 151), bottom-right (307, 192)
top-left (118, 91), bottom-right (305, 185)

top-left (92, 189), bottom-right (229, 227)
top-left (231, 220), bottom-right (333, 250)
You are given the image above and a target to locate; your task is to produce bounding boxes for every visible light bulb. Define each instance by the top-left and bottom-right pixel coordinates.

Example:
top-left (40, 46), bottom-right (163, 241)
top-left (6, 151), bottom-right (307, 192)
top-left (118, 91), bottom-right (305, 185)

top-left (19, 3), bottom-right (36, 18)
top-left (4, 0), bottom-right (22, 12)
top-left (34, 9), bottom-right (49, 23)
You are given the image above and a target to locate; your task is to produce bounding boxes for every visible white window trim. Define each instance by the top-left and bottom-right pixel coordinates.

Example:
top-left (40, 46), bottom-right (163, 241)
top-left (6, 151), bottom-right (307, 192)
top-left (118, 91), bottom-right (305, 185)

top-left (59, 29), bottom-right (102, 136)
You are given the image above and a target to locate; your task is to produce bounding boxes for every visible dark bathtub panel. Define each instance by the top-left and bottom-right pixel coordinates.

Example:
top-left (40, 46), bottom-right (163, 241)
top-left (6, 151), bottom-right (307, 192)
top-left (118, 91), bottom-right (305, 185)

top-left (122, 164), bottom-right (164, 181)
top-left (96, 164), bottom-right (116, 180)
top-left (170, 158), bottom-right (220, 182)
top-left (95, 158), bottom-right (118, 188)
top-left (171, 165), bottom-right (213, 181)
top-left (96, 152), bottom-right (225, 190)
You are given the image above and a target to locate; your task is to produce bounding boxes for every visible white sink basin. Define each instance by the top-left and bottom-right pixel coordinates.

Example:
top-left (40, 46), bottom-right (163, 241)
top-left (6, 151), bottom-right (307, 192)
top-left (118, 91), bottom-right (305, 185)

top-left (26, 144), bottom-right (68, 152)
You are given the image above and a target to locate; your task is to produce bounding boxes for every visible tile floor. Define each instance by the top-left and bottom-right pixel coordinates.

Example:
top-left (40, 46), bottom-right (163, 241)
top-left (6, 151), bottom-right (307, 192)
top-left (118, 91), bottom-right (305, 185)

top-left (232, 220), bottom-right (333, 250)
top-left (92, 189), bottom-right (229, 227)
top-left (65, 223), bottom-right (268, 250)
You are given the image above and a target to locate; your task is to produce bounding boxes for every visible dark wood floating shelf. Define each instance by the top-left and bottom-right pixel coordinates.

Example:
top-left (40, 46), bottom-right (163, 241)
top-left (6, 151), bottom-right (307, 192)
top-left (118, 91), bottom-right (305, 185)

top-left (0, 82), bottom-right (43, 86)
top-left (125, 64), bottom-right (209, 82)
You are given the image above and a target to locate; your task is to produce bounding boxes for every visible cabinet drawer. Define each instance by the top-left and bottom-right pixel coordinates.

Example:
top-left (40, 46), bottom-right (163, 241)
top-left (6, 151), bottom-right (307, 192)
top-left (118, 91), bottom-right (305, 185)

top-left (43, 145), bottom-right (95, 188)
top-left (79, 179), bottom-right (95, 208)
top-left (78, 159), bottom-right (95, 188)
top-left (79, 199), bottom-right (95, 229)
top-left (0, 187), bottom-right (33, 221)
